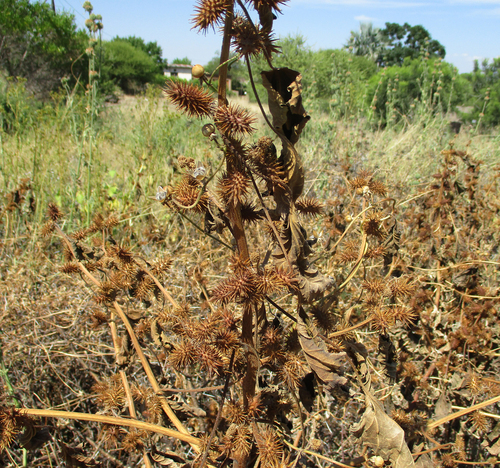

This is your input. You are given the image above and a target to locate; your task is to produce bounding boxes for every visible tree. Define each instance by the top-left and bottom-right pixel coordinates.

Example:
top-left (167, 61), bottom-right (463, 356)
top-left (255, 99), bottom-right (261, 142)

top-left (99, 38), bottom-right (158, 94)
top-left (377, 22), bottom-right (445, 67)
top-left (171, 57), bottom-right (191, 65)
top-left (0, 0), bottom-right (88, 95)
top-left (366, 57), bottom-right (469, 124)
top-left (345, 22), bottom-right (386, 62)
top-left (463, 58), bottom-right (500, 126)
top-left (119, 36), bottom-right (166, 75)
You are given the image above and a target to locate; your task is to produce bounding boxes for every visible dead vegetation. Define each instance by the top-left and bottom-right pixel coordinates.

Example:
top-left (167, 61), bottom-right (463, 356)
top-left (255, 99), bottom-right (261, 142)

top-left (1, 1), bottom-right (500, 467)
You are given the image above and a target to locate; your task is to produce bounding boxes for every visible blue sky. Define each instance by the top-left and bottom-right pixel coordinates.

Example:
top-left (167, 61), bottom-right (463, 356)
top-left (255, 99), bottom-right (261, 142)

top-left (59, 0), bottom-right (500, 73)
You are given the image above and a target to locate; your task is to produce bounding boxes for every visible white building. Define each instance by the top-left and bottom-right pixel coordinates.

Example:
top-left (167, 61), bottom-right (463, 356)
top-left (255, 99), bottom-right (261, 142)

top-left (164, 63), bottom-right (192, 80)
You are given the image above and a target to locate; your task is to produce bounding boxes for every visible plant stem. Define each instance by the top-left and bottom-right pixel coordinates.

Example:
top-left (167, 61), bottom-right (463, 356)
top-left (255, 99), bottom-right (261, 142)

top-left (217, 3), bottom-right (234, 107)
top-left (21, 408), bottom-right (199, 445)
top-left (218, 2), bottom-right (256, 415)
top-left (112, 301), bottom-right (195, 443)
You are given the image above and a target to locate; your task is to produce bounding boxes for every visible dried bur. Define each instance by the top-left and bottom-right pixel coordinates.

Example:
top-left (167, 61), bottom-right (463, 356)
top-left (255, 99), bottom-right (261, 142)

top-left (22, 1), bottom-right (445, 466)
top-left (158, 0), bottom-right (422, 465)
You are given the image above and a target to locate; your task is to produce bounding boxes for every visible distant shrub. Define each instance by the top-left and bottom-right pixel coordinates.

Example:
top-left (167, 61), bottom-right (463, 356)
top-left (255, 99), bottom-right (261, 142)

top-left (462, 58), bottom-right (500, 127)
top-left (99, 39), bottom-right (164, 94)
top-left (367, 57), bottom-right (470, 125)
top-left (0, 0), bottom-right (88, 96)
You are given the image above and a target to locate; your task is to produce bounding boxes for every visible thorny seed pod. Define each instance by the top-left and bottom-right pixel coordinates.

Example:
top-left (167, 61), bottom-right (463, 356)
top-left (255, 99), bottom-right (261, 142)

top-left (231, 16), bottom-right (279, 58)
top-left (192, 0), bottom-right (231, 32)
top-left (164, 81), bottom-right (214, 118)
top-left (253, 0), bottom-right (289, 12)
top-left (215, 104), bottom-right (256, 137)
top-left (47, 202), bottom-right (64, 221)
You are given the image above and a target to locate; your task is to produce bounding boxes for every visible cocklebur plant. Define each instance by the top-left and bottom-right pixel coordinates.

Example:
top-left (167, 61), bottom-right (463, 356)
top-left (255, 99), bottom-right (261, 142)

top-left (4, 2), bottom-right (481, 468)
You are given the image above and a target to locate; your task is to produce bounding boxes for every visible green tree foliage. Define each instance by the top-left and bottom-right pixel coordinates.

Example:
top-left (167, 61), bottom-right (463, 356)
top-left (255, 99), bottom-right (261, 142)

top-left (308, 48), bottom-right (377, 114)
top-left (0, 0), bottom-right (87, 95)
top-left (99, 38), bottom-right (164, 94)
top-left (377, 22), bottom-right (446, 67)
top-left (345, 22), bottom-right (386, 61)
top-left (367, 57), bottom-right (469, 125)
top-left (171, 57), bottom-right (191, 65)
top-left (463, 58), bottom-right (500, 126)
top-left (119, 36), bottom-right (166, 74)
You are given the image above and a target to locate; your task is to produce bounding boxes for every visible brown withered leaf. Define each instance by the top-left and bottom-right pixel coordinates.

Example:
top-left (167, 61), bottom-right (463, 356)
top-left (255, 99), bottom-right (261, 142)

top-left (125, 309), bottom-right (144, 321)
top-left (273, 213), bottom-right (334, 303)
top-left (297, 313), bottom-right (348, 391)
top-left (415, 454), bottom-right (434, 468)
top-left (382, 219), bottom-right (400, 274)
top-left (19, 426), bottom-right (51, 450)
top-left (116, 332), bottom-right (133, 366)
top-left (60, 443), bottom-right (102, 467)
top-left (434, 391), bottom-right (452, 420)
top-left (261, 68), bottom-right (310, 206)
top-left (151, 317), bottom-right (172, 348)
top-left (261, 68), bottom-right (309, 145)
top-left (346, 341), bottom-right (415, 467)
top-left (150, 445), bottom-right (186, 466)
top-left (486, 421), bottom-right (500, 456)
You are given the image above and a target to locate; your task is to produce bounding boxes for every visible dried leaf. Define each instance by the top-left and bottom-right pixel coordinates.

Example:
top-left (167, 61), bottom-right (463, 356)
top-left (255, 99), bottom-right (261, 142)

top-left (378, 334), bottom-right (397, 382)
top-left (19, 426), bottom-right (51, 450)
top-left (167, 396), bottom-right (206, 418)
top-left (415, 454), bottom-right (434, 468)
top-left (125, 309), bottom-right (144, 321)
top-left (261, 68), bottom-right (310, 206)
top-left (351, 393), bottom-right (415, 467)
top-left (116, 332), bottom-right (132, 366)
top-left (346, 341), bottom-right (415, 467)
top-left (151, 317), bottom-right (162, 346)
top-left (60, 443), bottom-right (102, 467)
top-left (485, 421), bottom-right (500, 455)
top-left (434, 392), bottom-right (452, 420)
top-left (297, 313), bottom-right (348, 390)
top-left (273, 214), bottom-right (334, 303)
top-left (150, 446), bottom-right (185, 466)
top-left (382, 219), bottom-right (400, 274)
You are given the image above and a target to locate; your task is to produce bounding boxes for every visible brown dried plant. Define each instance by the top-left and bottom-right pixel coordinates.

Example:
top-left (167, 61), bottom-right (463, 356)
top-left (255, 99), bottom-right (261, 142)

top-left (2, 2), bottom-right (499, 468)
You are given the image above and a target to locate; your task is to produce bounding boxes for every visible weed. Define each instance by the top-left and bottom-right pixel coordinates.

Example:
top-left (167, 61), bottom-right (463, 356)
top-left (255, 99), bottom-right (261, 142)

top-left (0, 1), bottom-right (499, 467)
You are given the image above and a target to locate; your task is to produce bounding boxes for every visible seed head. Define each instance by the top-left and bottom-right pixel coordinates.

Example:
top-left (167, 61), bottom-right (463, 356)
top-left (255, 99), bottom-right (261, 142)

top-left (217, 171), bottom-right (250, 206)
top-left (231, 16), bottom-right (280, 58)
top-left (47, 202), bottom-right (63, 221)
top-left (370, 306), bottom-right (395, 333)
top-left (192, 0), bottom-right (231, 32)
top-left (253, 0), bottom-right (289, 12)
top-left (164, 81), bottom-right (214, 118)
top-left (294, 197), bottom-right (324, 216)
top-left (215, 104), bottom-right (256, 137)
top-left (363, 212), bottom-right (384, 238)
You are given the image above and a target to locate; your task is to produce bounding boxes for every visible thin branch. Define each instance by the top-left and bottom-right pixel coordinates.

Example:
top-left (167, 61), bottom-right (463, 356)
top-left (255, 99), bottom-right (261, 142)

top-left (22, 408), bottom-right (199, 446)
top-left (112, 301), bottom-right (196, 447)
top-left (199, 350), bottom-right (235, 468)
top-left (427, 394), bottom-right (500, 430)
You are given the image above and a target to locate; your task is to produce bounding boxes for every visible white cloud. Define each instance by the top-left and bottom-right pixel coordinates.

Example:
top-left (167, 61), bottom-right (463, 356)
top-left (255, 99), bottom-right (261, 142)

top-left (449, 0), bottom-right (500, 4)
top-left (294, 0), bottom-right (429, 7)
top-left (354, 15), bottom-right (377, 21)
